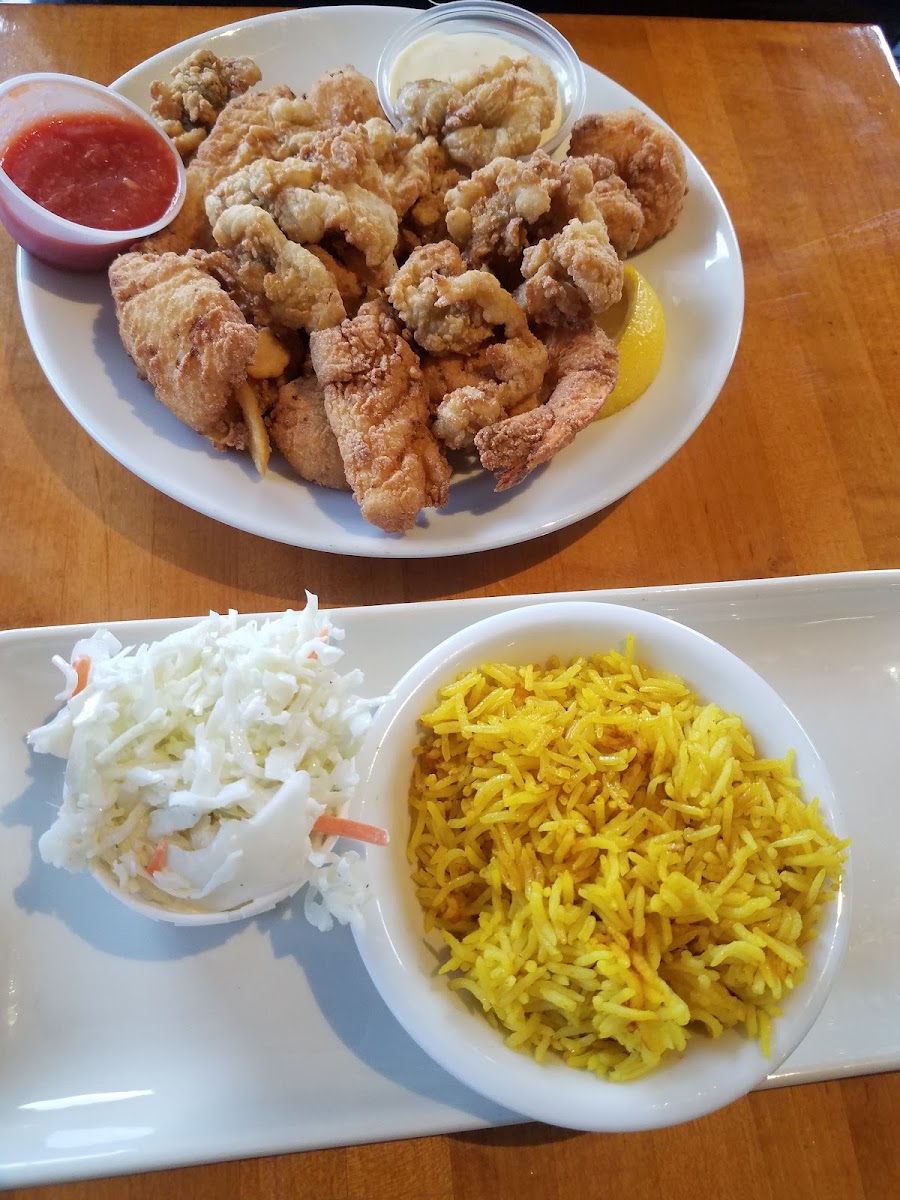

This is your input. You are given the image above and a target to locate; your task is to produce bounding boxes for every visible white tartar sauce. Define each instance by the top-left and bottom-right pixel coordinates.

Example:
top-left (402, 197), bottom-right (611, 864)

top-left (389, 31), bottom-right (562, 146)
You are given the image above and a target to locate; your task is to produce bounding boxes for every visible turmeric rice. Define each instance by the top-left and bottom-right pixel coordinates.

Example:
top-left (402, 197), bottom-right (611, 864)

top-left (407, 638), bottom-right (847, 1081)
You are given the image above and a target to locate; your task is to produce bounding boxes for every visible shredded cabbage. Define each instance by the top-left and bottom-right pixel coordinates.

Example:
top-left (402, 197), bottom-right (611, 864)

top-left (28, 595), bottom-right (378, 927)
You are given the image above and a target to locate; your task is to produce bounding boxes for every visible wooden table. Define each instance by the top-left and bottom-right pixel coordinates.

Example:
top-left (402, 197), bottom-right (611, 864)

top-left (2, 5), bottom-right (899, 1198)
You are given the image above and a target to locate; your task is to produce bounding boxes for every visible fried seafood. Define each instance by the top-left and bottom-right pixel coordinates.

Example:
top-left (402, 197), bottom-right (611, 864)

top-left (305, 65), bottom-right (386, 126)
top-left (475, 325), bottom-right (619, 490)
top-left (445, 153), bottom-right (625, 326)
top-left (399, 255), bottom-right (549, 451)
top-left (309, 303), bottom-right (451, 532)
top-left (569, 108), bottom-right (688, 251)
top-left (140, 84), bottom-right (296, 254)
top-left (109, 251), bottom-right (266, 453)
top-left (578, 155), bottom-right (645, 258)
top-left (386, 241), bottom-right (498, 355)
top-left (363, 119), bottom-right (461, 241)
top-left (268, 375), bottom-right (350, 490)
top-left (517, 217), bottom-right (623, 327)
top-left (149, 49), bottom-right (262, 160)
top-left (305, 244), bottom-right (367, 313)
top-left (395, 55), bottom-right (558, 171)
top-left (205, 134), bottom-right (399, 270)
top-left (445, 153), bottom-right (561, 267)
top-left (445, 151), bottom-right (634, 284)
top-left (111, 50), bottom-right (682, 531)
top-left (208, 205), bottom-right (346, 331)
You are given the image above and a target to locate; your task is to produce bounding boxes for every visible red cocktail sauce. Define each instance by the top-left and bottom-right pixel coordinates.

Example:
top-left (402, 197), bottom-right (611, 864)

top-left (1, 111), bottom-right (179, 231)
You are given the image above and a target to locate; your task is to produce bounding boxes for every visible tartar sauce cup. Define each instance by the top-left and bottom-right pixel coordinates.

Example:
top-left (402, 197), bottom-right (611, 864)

top-left (376, 0), bottom-right (586, 160)
top-left (0, 73), bottom-right (186, 272)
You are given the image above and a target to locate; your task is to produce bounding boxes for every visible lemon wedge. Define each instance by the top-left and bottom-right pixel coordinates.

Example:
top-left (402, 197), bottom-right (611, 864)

top-left (595, 265), bottom-right (666, 418)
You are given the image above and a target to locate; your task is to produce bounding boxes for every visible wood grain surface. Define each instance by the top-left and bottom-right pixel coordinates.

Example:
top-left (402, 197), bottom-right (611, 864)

top-left (1, 6), bottom-right (899, 1198)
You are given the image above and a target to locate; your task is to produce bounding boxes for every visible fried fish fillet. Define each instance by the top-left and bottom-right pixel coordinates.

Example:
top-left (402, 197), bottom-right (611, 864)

top-left (109, 250), bottom-right (261, 451)
top-left (309, 303), bottom-right (451, 532)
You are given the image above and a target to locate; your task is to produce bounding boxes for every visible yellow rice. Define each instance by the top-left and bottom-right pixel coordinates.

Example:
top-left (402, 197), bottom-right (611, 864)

top-left (407, 638), bottom-right (848, 1081)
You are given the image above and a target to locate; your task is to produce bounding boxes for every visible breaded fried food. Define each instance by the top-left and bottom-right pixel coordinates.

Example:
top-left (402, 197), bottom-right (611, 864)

top-left (140, 84), bottom-right (296, 254)
top-left (210, 205), bottom-right (346, 331)
top-left (268, 375), bottom-right (350, 490)
top-left (475, 324), bottom-right (618, 489)
top-left (109, 250), bottom-right (261, 451)
top-left (305, 65), bottom-right (386, 126)
top-left (446, 151), bottom-right (636, 269)
top-left (205, 129), bottom-right (399, 270)
top-left (150, 49), bottom-right (262, 160)
top-left (309, 303), bottom-right (451, 532)
top-left (517, 217), bottom-right (624, 326)
top-left (575, 154), bottom-right (645, 258)
top-left (363, 119), bottom-right (461, 240)
top-left (569, 109), bottom-right (688, 250)
top-left (396, 55), bottom-right (558, 171)
top-left (386, 241), bottom-right (497, 355)
top-left (390, 249), bottom-right (548, 451)
top-left (445, 152), bottom-right (560, 267)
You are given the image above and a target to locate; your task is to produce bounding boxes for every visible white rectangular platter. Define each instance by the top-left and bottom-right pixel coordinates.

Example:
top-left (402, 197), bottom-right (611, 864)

top-left (2, 570), bottom-right (898, 1189)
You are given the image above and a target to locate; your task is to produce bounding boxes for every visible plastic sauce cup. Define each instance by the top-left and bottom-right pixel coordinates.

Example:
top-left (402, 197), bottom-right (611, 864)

top-left (0, 72), bottom-right (186, 272)
top-left (376, 0), bottom-right (586, 161)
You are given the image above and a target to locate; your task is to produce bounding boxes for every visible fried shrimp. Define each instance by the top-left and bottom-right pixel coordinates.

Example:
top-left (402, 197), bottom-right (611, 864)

top-left (569, 108), bottom-right (688, 250)
top-left (475, 324), bottom-right (619, 489)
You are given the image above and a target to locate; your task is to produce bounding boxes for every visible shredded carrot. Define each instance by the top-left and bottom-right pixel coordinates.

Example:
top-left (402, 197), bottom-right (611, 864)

top-left (72, 656), bottom-right (91, 698)
top-left (146, 840), bottom-right (169, 875)
top-left (312, 814), bottom-right (390, 846)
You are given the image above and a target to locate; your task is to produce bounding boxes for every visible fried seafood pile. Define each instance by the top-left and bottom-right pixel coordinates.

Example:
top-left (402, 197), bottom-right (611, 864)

top-left (110, 49), bottom-right (688, 533)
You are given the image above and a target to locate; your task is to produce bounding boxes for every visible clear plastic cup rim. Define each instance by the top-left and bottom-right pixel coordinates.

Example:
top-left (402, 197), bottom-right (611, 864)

top-left (376, 0), bottom-right (586, 160)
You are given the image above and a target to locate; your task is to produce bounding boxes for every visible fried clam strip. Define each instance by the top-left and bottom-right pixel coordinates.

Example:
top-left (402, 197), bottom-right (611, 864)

top-left (109, 251), bottom-right (287, 475)
top-left (363, 118), bottom-right (461, 242)
top-left (396, 55), bottom-right (557, 171)
top-left (205, 126), bottom-right (399, 270)
top-left (309, 303), bottom-right (451, 532)
top-left (268, 373), bottom-right (349, 491)
top-left (569, 108), bottom-right (688, 251)
top-left (149, 49), bottom-right (262, 160)
top-left (140, 84), bottom-right (297, 254)
top-left (475, 324), bottom-right (619, 490)
top-left (210, 205), bottom-right (346, 331)
top-left (387, 244), bottom-right (548, 451)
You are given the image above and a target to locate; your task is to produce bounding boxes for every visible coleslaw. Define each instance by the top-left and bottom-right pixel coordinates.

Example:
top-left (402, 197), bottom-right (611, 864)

top-left (28, 595), bottom-right (380, 927)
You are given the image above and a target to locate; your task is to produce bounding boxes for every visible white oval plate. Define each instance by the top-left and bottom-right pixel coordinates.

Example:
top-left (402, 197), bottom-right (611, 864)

top-left (15, 5), bottom-right (744, 559)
